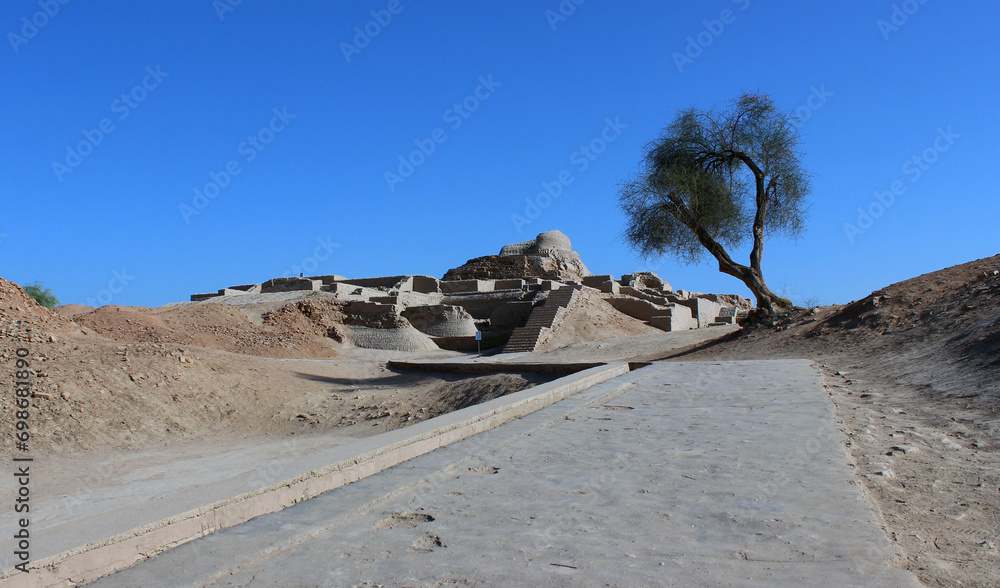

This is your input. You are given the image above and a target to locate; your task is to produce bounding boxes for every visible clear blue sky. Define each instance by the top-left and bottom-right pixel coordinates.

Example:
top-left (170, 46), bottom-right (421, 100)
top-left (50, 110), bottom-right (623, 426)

top-left (3, 1), bottom-right (998, 308)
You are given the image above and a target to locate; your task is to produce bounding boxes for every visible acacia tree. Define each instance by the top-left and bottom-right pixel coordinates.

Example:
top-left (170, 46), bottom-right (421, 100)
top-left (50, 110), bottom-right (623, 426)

top-left (618, 92), bottom-right (810, 319)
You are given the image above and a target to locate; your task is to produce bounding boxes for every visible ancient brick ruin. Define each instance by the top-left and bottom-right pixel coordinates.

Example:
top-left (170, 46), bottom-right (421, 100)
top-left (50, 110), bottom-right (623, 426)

top-left (189, 230), bottom-right (751, 352)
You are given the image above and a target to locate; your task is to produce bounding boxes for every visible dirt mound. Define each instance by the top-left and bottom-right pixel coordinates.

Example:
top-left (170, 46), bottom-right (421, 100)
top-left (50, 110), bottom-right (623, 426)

top-left (811, 255), bottom-right (1000, 401)
top-left (73, 299), bottom-right (344, 359)
top-left (539, 288), bottom-right (661, 350)
top-left (2, 326), bottom-right (549, 453)
top-left (262, 298), bottom-right (345, 338)
top-left (0, 278), bottom-right (47, 317)
top-left (0, 278), bottom-right (80, 341)
top-left (0, 279), bottom-right (546, 454)
top-left (51, 304), bottom-right (95, 318)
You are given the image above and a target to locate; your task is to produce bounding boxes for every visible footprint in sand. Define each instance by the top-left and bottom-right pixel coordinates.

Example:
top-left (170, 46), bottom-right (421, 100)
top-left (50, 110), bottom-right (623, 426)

top-left (373, 511), bottom-right (435, 530)
top-left (411, 533), bottom-right (446, 552)
top-left (467, 465), bottom-right (500, 474)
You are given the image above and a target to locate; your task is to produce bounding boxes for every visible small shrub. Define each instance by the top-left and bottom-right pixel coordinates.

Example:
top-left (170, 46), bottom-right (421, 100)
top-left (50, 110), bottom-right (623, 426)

top-left (23, 281), bottom-right (59, 308)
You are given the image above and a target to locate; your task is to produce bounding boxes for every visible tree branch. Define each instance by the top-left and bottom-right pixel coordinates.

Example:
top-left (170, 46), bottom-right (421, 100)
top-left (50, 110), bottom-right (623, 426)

top-left (659, 202), bottom-right (748, 281)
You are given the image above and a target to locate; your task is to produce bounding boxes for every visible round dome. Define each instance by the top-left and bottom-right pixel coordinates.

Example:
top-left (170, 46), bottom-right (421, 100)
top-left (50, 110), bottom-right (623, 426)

top-left (533, 230), bottom-right (571, 251)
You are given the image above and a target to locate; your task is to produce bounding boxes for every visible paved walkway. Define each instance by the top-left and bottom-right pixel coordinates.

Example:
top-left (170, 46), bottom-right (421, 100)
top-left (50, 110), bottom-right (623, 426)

top-left (92, 360), bottom-right (919, 587)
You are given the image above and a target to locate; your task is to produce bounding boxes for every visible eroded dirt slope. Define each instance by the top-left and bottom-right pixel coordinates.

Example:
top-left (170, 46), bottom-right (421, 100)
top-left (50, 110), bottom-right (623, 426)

top-left (68, 297), bottom-right (348, 359)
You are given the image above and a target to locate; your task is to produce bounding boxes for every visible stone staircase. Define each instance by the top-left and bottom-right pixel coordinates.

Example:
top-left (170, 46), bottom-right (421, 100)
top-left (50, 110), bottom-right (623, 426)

top-left (501, 285), bottom-right (580, 353)
top-left (709, 306), bottom-right (749, 326)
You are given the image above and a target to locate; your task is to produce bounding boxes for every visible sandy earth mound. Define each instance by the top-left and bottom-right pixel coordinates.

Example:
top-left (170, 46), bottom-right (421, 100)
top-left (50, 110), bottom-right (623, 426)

top-left (1, 329), bottom-right (549, 453)
top-left (538, 288), bottom-right (661, 350)
top-left (71, 297), bottom-right (345, 359)
top-left (0, 277), bottom-right (80, 340)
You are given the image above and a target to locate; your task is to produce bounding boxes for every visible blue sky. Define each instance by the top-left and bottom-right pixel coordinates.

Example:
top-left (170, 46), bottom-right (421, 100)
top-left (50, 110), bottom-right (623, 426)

top-left (3, 1), bottom-right (997, 308)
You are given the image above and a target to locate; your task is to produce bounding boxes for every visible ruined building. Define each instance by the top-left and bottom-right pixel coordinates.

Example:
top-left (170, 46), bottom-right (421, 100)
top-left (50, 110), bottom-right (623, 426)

top-left (190, 230), bottom-right (750, 353)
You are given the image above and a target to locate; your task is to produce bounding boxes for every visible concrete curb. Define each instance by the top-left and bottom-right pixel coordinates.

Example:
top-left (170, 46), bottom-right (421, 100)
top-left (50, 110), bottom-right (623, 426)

top-left (1, 363), bottom-right (629, 587)
top-left (388, 359), bottom-right (606, 375)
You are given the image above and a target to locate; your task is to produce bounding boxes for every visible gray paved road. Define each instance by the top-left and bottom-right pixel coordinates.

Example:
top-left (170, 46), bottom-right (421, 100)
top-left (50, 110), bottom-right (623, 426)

top-left (92, 360), bottom-right (919, 587)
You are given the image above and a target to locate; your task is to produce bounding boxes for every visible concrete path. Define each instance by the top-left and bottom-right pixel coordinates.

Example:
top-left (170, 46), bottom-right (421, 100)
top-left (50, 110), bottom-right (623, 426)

top-left (92, 360), bottom-right (919, 587)
top-left (1, 364), bottom-right (625, 586)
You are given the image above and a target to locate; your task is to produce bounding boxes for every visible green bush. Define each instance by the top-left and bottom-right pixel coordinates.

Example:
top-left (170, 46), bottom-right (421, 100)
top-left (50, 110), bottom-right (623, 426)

top-left (23, 281), bottom-right (59, 308)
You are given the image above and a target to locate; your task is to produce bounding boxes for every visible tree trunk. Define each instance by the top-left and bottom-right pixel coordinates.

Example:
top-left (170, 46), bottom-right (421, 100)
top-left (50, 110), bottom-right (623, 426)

top-left (741, 269), bottom-right (794, 320)
top-left (717, 150), bottom-right (793, 319)
top-left (663, 200), bottom-right (795, 321)
top-left (714, 258), bottom-right (793, 319)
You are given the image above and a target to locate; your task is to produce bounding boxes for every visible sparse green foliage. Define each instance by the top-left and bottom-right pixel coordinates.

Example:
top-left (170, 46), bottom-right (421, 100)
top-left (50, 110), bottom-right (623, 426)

top-left (618, 92), bottom-right (811, 318)
top-left (23, 281), bottom-right (59, 308)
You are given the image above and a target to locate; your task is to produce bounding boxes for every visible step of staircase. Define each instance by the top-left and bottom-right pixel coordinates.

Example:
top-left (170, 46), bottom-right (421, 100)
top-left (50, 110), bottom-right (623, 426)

top-left (500, 285), bottom-right (580, 353)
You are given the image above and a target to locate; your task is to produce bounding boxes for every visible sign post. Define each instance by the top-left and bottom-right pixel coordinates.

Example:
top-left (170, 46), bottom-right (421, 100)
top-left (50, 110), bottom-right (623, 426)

top-left (475, 330), bottom-right (482, 355)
